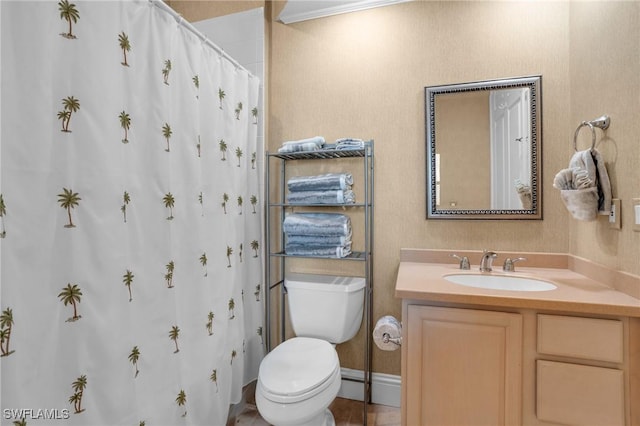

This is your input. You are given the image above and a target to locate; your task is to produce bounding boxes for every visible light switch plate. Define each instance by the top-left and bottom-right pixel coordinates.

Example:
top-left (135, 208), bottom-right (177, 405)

top-left (633, 198), bottom-right (640, 232)
top-left (609, 198), bottom-right (621, 229)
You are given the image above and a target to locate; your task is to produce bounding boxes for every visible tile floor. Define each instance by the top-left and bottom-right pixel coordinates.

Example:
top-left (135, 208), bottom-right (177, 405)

top-left (234, 397), bottom-right (401, 426)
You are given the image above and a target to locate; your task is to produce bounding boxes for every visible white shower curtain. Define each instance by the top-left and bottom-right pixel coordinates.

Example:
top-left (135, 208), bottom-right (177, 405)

top-left (0, 1), bottom-right (263, 425)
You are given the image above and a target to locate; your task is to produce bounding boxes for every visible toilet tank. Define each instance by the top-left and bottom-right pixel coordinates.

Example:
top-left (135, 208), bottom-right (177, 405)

top-left (285, 273), bottom-right (365, 344)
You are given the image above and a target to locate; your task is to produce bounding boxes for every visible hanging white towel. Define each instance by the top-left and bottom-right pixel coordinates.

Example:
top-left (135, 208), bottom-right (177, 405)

top-left (554, 148), bottom-right (612, 221)
top-left (569, 149), bottom-right (612, 215)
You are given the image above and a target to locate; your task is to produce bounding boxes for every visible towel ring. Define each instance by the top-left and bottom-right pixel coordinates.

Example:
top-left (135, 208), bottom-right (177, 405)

top-left (573, 115), bottom-right (610, 151)
top-left (573, 121), bottom-right (596, 151)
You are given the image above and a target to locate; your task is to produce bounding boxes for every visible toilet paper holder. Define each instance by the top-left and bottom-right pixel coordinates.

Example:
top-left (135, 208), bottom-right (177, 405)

top-left (373, 315), bottom-right (402, 350)
top-left (381, 332), bottom-right (402, 346)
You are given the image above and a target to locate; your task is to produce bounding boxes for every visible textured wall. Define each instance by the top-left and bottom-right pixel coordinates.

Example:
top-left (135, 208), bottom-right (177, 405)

top-left (172, 1), bottom-right (640, 378)
top-left (568, 2), bottom-right (640, 277)
top-left (166, 0), bottom-right (264, 21)
top-left (268, 1), bottom-right (572, 375)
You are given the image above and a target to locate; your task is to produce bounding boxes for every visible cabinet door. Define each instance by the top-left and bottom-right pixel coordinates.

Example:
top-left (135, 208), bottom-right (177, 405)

top-left (406, 306), bottom-right (522, 426)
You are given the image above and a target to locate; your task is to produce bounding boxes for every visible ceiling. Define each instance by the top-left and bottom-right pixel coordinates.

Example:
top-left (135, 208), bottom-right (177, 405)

top-left (277, 0), bottom-right (412, 24)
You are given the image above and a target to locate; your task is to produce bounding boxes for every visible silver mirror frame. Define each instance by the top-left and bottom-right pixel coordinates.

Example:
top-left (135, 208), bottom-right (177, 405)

top-left (425, 76), bottom-right (542, 220)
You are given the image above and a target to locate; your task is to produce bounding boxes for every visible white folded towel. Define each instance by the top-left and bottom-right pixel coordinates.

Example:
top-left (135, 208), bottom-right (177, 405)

top-left (553, 167), bottom-right (592, 191)
top-left (558, 187), bottom-right (599, 221)
top-left (569, 149), bottom-right (612, 215)
top-left (554, 148), bottom-right (612, 221)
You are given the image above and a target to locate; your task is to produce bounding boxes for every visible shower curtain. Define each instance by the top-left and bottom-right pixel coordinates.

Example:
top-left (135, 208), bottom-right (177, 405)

top-left (0, 1), bottom-right (263, 425)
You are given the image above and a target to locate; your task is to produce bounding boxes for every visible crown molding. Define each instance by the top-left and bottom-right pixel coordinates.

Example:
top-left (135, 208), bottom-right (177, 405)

top-left (278, 0), bottom-right (412, 24)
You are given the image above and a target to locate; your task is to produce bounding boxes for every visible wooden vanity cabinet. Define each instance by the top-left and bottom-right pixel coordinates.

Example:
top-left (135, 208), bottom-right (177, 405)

top-left (402, 304), bottom-right (640, 426)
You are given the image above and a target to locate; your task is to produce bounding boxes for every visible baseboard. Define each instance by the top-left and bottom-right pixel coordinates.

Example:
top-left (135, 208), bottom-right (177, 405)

top-left (338, 367), bottom-right (401, 408)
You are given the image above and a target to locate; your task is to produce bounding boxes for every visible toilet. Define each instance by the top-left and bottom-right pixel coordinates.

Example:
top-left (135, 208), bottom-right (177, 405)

top-left (256, 273), bottom-right (365, 426)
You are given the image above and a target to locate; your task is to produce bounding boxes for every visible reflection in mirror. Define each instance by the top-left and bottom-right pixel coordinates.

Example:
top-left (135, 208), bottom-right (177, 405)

top-left (425, 76), bottom-right (542, 219)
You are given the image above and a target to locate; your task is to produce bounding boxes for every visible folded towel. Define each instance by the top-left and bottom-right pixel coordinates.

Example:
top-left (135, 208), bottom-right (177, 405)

top-left (287, 173), bottom-right (353, 192)
top-left (277, 136), bottom-right (325, 153)
top-left (335, 138), bottom-right (365, 150)
top-left (553, 168), bottom-right (592, 191)
top-left (558, 187), bottom-right (599, 221)
top-left (569, 149), bottom-right (611, 214)
top-left (286, 233), bottom-right (352, 246)
top-left (284, 243), bottom-right (352, 258)
top-left (286, 189), bottom-right (355, 205)
top-left (554, 148), bottom-right (612, 221)
top-left (283, 213), bottom-right (351, 236)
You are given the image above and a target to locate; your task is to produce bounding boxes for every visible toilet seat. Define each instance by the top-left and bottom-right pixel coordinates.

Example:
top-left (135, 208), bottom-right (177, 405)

top-left (258, 337), bottom-right (340, 404)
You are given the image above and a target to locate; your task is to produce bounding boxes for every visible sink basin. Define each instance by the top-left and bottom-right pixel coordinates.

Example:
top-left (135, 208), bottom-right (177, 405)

top-left (443, 273), bottom-right (557, 292)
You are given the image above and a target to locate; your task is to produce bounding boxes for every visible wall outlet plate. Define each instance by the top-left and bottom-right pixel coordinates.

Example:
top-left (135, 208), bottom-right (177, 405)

top-left (633, 198), bottom-right (640, 232)
top-left (609, 198), bottom-right (621, 229)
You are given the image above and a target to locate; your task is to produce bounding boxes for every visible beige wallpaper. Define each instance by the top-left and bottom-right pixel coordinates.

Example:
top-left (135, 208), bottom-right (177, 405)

top-left (171, 1), bottom-right (640, 377)
top-left (268, 1), bottom-right (572, 375)
top-left (568, 2), bottom-right (640, 279)
top-left (166, 0), bottom-right (264, 21)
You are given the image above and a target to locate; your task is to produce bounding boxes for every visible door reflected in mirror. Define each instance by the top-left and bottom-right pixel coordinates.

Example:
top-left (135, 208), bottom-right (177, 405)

top-left (426, 76), bottom-right (542, 219)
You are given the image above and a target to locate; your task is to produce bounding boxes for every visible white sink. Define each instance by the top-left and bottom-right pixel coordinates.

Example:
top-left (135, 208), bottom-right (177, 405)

top-left (443, 273), bottom-right (557, 292)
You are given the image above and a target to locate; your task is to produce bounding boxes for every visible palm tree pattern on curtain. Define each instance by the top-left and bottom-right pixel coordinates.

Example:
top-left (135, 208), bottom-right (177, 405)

top-left (1, 2), bottom-right (263, 425)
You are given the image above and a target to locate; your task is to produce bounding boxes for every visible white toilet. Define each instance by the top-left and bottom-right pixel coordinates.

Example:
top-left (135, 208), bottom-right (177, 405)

top-left (256, 273), bottom-right (365, 426)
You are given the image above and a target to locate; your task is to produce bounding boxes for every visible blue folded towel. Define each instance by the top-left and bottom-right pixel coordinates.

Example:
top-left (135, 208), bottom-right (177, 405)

top-left (282, 213), bottom-right (351, 236)
top-left (287, 173), bottom-right (353, 192)
top-left (323, 138), bottom-right (366, 151)
top-left (286, 189), bottom-right (355, 205)
top-left (284, 243), bottom-right (352, 258)
top-left (277, 136), bottom-right (325, 153)
top-left (335, 138), bottom-right (365, 150)
top-left (286, 233), bottom-right (351, 246)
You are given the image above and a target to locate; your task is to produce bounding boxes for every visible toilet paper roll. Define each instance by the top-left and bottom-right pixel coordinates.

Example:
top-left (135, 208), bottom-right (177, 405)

top-left (373, 315), bottom-right (402, 351)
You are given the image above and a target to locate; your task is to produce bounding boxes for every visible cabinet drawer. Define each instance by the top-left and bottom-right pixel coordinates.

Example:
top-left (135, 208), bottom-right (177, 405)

top-left (537, 360), bottom-right (624, 426)
top-left (537, 314), bottom-right (623, 363)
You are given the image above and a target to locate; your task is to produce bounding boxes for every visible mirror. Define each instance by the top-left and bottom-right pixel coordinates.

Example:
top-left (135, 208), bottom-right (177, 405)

top-left (425, 76), bottom-right (542, 219)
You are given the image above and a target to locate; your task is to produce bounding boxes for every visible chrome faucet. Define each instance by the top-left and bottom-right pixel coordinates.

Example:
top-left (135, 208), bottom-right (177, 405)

top-left (479, 250), bottom-right (497, 272)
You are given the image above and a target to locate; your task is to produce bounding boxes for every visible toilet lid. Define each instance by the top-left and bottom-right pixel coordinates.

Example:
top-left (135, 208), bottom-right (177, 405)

top-left (259, 337), bottom-right (339, 397)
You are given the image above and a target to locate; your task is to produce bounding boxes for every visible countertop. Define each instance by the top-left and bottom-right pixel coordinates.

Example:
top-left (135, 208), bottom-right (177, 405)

top-left (395, 251), bottom-right (640, 317)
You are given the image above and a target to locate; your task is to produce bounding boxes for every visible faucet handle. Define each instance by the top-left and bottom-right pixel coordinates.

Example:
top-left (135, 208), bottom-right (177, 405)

top-left (503, 257), bottom-right (527, 272)
top-left (450, 254), bottom-right (470, 270)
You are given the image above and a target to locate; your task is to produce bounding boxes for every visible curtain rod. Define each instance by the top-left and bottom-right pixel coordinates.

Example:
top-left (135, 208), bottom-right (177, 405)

top-left (150, 0), bottom-right (254, 77)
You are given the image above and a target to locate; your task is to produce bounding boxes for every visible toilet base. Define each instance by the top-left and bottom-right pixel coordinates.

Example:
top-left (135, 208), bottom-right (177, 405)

top-left (272, 407), bottom-right (335, 426)
top-left (255, 369), bottom-right (341, 426)
top-left (323, 408), bottom-right (337, 426)
top-left (309, 408), bottom-right (335, 426)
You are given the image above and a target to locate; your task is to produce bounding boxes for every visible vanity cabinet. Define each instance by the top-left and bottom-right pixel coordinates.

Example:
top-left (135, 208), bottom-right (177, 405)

top-left (402, 304), bottom-right (638, 426)
top-left (405, 305), bottom-right (523, 426)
